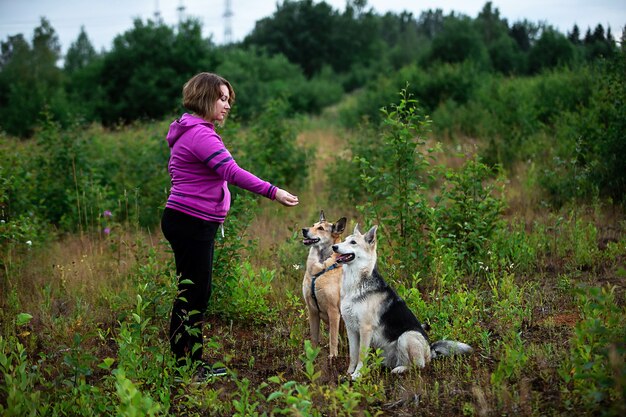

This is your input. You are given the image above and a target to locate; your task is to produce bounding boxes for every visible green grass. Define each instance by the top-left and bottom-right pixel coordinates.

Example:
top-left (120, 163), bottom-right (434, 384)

top-left (1, 121), bottom-right (625, 416)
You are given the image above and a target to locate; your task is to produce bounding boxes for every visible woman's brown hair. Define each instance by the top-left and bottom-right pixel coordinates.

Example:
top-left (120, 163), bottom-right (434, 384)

top-left (182, 72), bottom-right (235, 120)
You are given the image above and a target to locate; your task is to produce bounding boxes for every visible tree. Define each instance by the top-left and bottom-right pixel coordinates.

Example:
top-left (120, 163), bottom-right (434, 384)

top-left (244, 0), bottom-right (383, 82)
top-left (528, 28), bottom-right (575, 73)
top-left (474, 2), bottom-right (524, 74)
top-left (0, 34), bottom-right (33, 136)
top-left (379, 11), bottom-right (426, 71)
top-left (215, 47), bottom-right (308, 120)
top-left (427, 14), bottom-right (489, 68)
top-left (509, 20), bottom-right (539, 52)
top-left (488, 34), bottom-right (523, 74)
top-left (568, 24), bottom-right (582, 45)
top-left (576, 49), bottom-right (626, 202)
top-left (0, 18), bottom-right (65, 137)
top-left (417, 9), bottom-right (445, 39)
top-left (336, 1), bottom-right (383, 75)
top-left (244, 0), bottom-right (339, 77)
top-left (64, 28), bottom-right (103, 123)
top-left (582, 24), bottom-right (616, 60)
top-left (475, 2), bottom-right (509, 45)
top-left (0, 34), bottom-right (29, 67)
top-left (32, 17), bottom-right (62, 73)
top-left (64, 26), bottom-right (97, 73)
top-left (98, 18), bottom-right (217, 125)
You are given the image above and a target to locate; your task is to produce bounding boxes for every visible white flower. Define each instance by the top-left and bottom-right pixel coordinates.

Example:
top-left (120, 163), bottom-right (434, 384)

top-left (26, 240), bottom-right (32, 246)
top-left (292, 264), bottom-right (300, 270)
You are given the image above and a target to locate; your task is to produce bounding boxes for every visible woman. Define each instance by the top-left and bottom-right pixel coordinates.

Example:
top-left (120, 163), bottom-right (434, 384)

top-left (161, 72), bottom-right (299, 382)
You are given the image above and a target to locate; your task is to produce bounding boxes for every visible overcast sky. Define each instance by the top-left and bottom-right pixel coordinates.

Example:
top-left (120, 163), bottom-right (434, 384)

top-left (0, 0), bottom-right (624, 56)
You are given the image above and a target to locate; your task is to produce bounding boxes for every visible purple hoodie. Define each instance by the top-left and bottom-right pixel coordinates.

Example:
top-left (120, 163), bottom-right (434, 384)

top-left (165, 113), bottom-right (277, 223)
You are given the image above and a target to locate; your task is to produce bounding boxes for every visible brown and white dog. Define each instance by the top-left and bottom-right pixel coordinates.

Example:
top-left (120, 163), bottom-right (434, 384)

top-left (302, 211), bottom-right (347, 359)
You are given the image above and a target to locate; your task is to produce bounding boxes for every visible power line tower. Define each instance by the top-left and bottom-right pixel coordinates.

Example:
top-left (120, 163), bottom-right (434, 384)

top-left (177, 0), bottom-right (186, 22)
top-left (153, 0), bottom-right (162, 22)
top-left (223, 0), bottom-right (234, 44)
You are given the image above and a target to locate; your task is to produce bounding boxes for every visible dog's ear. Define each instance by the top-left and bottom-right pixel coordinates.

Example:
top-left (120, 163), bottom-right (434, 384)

top-left (353, 223), bottom-right (361, 235)
top-left (319, 210), bottom-right (326, 223)
top-left (364, 225), bottom-right (378, 245)
top-left (333, 217), bottom-right (347, 234)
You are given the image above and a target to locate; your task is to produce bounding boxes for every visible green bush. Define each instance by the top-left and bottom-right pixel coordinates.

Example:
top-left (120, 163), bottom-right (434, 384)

top-left (433, 156), bottom-right (506, 275)
top-left (0, 335), bottom-right (49, 416)
top-left (560, 285), bottom-right (626, 414)
top-left (209, 261), bottom-right (276, 324)
top-left (333, 89), bottom-right (508, 280)
top-left (339, 61), bottom-right (484, 127)
top-left (528, 52), bottom-right (625, 206)
top-left (0, 118), bottom-right (171, 233)
top-left (488, 219), bottom-right (538, 274)
top-left (355, 88), bottom-right (435, 281)
top-left (451, 68), bottom-right (593, 169)
top-left (236, 99), bottom-right (308, 190)
top-left (571, 53), bottom-right (626, 203)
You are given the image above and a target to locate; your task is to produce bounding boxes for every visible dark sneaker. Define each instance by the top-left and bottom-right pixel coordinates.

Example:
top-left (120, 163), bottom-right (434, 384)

top-left (191, 365), bottom-right (227, 383)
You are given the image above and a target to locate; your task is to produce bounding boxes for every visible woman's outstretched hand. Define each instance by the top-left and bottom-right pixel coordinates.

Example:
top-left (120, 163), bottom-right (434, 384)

top-left (275, 188), bottom-right (299, 207)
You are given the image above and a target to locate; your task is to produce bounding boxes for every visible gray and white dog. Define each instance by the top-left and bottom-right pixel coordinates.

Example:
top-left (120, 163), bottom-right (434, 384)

top-left (332, 224), bottom-right (473, 379)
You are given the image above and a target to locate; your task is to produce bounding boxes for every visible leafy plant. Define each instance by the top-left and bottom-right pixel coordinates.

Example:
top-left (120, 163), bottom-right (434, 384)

top-left (433, 155), bottom-right (506, 275)
top-left (209, 260), bottom-right (277, 324)
top-left (0, 335), bottom-right (48, 416)
top-left (560, 285), bottom-right (626, 415)
top-left (356, 87), bottom-right (435, 281)
top-left (114, 368), bottom-right (162, 416)
top-left (240, 98), bottom-right (308, 189)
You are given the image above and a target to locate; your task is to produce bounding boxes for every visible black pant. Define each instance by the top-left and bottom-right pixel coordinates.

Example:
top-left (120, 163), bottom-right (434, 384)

top-left (161, 208), bottom-right (219, 364)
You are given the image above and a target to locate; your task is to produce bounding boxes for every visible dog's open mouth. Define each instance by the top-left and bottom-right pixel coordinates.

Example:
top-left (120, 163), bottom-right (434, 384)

top-left (303, 238), bottom-right (320, 246)
top-left (335, 253), bottom-right (355, 263)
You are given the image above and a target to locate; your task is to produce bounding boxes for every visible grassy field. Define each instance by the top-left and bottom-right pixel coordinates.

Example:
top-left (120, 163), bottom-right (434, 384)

top-left (1, 119), bottom-right (625, 416)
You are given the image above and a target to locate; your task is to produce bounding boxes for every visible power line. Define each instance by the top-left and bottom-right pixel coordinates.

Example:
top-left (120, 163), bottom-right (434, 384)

top-left (223, 0), bottom-right (233, 44)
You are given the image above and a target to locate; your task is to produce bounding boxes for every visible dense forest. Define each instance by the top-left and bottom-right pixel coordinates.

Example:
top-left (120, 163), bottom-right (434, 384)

top-left (1, 1), bottom-right (625, 415)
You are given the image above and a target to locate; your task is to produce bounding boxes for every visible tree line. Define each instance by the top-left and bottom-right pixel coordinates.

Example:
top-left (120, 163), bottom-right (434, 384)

top-left (0, 1), bottom-right (620, 138)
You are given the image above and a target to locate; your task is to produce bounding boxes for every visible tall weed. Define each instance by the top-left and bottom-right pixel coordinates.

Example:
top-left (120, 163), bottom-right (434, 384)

top-left (433, 156), bottom-right (506, 275)
top-left (0, 335), bottom-right (48, 416)
top-left (560, 285), bottom-right (626, 415)
top-left (356, 87), bottom-right (435, 281)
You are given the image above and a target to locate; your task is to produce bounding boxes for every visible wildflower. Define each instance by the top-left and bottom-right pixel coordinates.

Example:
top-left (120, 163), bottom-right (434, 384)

top-left (293, 264), bottom-right (301, 271)
top-left (103, 210), bottom-right (112, 218)
top-left (103, 227), bottom-right (111, 235)
top-left (26, 240), bottom-right (32, 246)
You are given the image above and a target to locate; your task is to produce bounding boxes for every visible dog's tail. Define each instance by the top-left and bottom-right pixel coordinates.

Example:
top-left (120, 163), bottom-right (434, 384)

top-left (430, 340), bottom-right (473, 359)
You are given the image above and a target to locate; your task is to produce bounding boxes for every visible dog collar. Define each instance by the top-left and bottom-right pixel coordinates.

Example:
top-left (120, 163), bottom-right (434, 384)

top-left (312, 262), bottom-right (339, 278)
top-left (311, 263), bottom-right (340, 312)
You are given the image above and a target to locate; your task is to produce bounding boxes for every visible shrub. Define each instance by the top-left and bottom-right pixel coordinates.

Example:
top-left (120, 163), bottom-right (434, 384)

top-left (560, 285), bottom-right (626, 414)
top-left (355, 88), bottom-right (435, 281)
top-left (433, 156), bottom-right (506, 275)
top-left (339, 61), bottom-right (484, 127)
top-left (209, 261), bottom-right (277, 324)
top-left (572, 53), bottom-right (626, 203)
top-left (238, 99), bottom-right (308, 190)
top-left (0, 335), bottom-right (48, 416)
